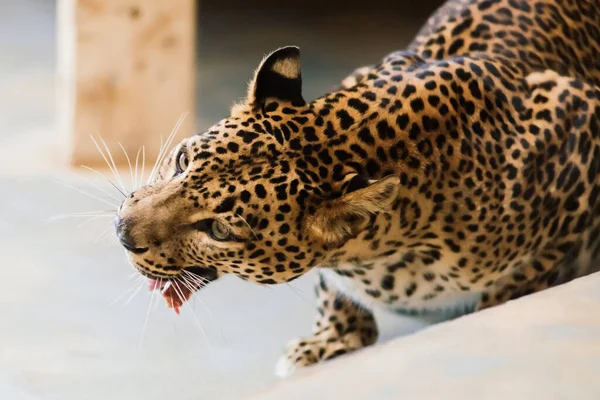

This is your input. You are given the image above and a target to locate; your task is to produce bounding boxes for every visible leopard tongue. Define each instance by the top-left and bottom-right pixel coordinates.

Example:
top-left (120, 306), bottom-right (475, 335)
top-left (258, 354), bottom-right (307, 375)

top-left (147, 279), bottom-right (166, 291)
top-left (162, 281), bottom-right (194, 305)
top-left (147, 279), bottom-right (194, 314)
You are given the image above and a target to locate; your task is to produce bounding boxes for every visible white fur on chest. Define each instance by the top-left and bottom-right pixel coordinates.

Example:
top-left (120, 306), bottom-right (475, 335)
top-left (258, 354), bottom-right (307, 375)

top-left (318, 266), bottom-right (481, 315)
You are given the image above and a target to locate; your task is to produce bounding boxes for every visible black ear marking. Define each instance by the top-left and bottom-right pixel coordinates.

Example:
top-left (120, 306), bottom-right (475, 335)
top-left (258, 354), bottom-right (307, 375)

top-left (248, 46), bottom-right (305, 109)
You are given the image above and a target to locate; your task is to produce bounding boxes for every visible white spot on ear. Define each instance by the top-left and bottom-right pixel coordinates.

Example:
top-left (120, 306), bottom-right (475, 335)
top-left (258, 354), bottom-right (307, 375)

top-left (272, 58), bottom-right (300, 79)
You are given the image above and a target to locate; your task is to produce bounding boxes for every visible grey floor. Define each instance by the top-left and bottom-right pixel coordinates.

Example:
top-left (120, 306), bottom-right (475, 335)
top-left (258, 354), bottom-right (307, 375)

top-left (0, 0), bottom-right (447, 399)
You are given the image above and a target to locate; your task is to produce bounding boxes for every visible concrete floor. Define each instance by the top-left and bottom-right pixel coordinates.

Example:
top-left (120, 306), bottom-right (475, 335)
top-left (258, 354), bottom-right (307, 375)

top-left (247, 272), bottom-right (600, 400)
top-left (0, 1), bottom-right (448, 399)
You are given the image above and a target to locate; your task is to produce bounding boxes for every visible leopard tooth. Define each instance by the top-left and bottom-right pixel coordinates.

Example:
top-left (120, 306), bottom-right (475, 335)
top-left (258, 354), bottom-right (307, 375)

top-left (161, 281), bottom-right (172, 294)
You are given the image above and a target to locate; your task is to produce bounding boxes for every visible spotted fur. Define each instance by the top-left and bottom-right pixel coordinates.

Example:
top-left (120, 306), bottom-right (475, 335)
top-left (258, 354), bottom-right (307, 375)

top-left (115, 0), bottom-right (600, 377)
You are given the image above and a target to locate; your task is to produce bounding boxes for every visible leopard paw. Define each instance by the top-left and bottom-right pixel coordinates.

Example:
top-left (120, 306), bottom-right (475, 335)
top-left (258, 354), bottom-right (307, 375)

top-left (274, 334), bottom-right (364, 378)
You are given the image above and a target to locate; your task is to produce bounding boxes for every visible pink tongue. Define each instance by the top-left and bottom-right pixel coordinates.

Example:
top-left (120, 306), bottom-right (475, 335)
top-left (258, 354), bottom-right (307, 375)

top-left (147, 279), bottom-right (166, 291)
top-left (146, 278), bottom-right (194, 316)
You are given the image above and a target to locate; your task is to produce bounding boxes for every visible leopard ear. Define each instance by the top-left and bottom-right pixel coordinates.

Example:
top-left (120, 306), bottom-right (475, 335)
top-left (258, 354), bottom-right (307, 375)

top-left (307, 175), bottom-right (400, 247)
top-left (246, 46), bottom-right (305, 110)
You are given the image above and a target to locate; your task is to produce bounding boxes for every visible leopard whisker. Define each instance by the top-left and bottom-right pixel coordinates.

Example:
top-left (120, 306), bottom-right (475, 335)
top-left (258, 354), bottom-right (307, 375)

top-left (182, 278), bottom-right (207, 290)
top-left (182, 269), bottom-right (208, 282)
top-left (148, 112), bottom-right (188, 184)
top-left (55, 180), bottom-right (119, 209)
top-left (140, 145), bottom-right (146, 190)
top-left (76, 214), bottom-right (114, 228)
top-left (117, 141), bottom-right (135, 192)
top-left (79, 165), bottom-right (126, 199)
top-left (234, 213), bottom-right (258, 240)
top-left (140, 277), bottom-right (161, 347)
top-left (109, 233), bottom-right (120, 246)
top-left (109, 275), bottom-right (145, 307)
top-left (127, 271), bottom-right (140, 280)
top-left (89, 134), bottom-right (128, 195)
top-left (108, 181), bottom-right (126, 198)
top-left (180, 275), bottom-right (213, 301)
top-left (177, 277), bottom-right (204, 303)
top-left (149, 133), bottom-right (164, 185)
top-left (182, 269), bottom-right (211, 286)
top-left (46, 210), bottom-right (115, 223)
top-left (134, 145), bottom-right (147, 191)
top-left (97, 134), bottom-right (129, 194)
top-left (77, 166), bottom-right (125, 200)
top-left (172, 279), bottom-right (211, 346)
top-left (94, 226), bottom-right (114, 244)
top-left (125, 258), bottom-right (140, 275)
top-left (179, 275), bottom-right (227, 345)
top-left (156, 114), bottom-right (187, 171)
top-left (177, 275), bottom-right (196, 291)
top-left (134, 147), bottom-right (141, 191)
top-left (180, 271), bottom-right (206, 288)
top-left (286, 282), bottom-right (311, 306)
top-left (123, 280), bottom-right (145, 307)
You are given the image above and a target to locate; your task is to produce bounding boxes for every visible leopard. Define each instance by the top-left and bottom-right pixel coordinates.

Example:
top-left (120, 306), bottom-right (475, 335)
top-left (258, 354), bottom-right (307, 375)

top-left (114, 0), bottom-right (600, 378)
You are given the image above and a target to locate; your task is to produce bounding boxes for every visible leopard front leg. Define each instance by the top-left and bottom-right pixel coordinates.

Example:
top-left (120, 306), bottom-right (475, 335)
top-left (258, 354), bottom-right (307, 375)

top-left (275, 272), bottom-right (377, 378)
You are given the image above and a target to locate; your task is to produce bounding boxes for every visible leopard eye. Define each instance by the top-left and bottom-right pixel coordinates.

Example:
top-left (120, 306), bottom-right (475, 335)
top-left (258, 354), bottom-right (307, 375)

top-left (175, 150), bottom-right (189, 175)
top-left (210, 220), bottom-right (230, 241)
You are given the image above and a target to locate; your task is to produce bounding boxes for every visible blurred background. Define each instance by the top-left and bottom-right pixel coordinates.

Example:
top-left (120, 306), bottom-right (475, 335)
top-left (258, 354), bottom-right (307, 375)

top-left (0, 0), bottom-right (447, 399)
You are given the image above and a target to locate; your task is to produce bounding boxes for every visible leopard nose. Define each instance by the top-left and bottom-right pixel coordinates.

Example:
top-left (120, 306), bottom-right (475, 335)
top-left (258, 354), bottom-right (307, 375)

top-left (114, 216), bottom-right (148, 254)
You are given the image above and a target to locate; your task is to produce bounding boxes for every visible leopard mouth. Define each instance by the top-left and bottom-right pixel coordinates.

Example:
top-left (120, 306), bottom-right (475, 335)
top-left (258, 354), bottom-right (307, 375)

top-left (184, 266), bottom-right (218, 282)
top-left (145, 266), bottom-right (217, 314)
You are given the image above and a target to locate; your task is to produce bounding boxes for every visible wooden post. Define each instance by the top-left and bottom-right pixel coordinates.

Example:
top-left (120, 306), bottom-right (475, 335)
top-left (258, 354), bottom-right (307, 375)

top-left (57, 0), bottom-right (196, 167)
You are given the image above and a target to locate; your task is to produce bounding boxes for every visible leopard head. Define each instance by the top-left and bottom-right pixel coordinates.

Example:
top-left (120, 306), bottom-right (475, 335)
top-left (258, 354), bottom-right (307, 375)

top-left (115, 46), bottom-right (400, 291)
